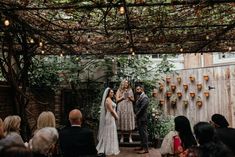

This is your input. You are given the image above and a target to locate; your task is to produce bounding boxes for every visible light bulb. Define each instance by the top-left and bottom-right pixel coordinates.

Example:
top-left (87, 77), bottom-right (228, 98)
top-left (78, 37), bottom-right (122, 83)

top-left (229, 47), bottom-right (232, 51)
top-left (130, 47), bottom-right (133, 52)
top-left (39, 42), bottom-right (43, 47)
top-left (145, 37), bottom-right (149, 42)
top-left (30, 38), bottom-right (34, 43)
top-left (119, 6), bottom-right (125, 15)
top-left (180, 48), bottom-right (183, 52)
top-left (41, 50), bottom-right (45, 54)
top-left (4, 20), bottom-right (10, 26)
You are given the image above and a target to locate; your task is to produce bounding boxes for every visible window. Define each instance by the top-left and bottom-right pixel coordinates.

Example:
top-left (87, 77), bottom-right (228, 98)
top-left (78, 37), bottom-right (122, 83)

top-left (213, 52), bottom-right (235, 64)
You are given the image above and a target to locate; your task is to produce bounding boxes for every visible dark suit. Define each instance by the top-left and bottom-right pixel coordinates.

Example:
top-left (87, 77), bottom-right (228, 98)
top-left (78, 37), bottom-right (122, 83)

top-left (215, 127), bottom-right (235, 155)
top-left (135, 92), bottom-right (149, 150)
top-left (59, 126), bottom-right (97, 157)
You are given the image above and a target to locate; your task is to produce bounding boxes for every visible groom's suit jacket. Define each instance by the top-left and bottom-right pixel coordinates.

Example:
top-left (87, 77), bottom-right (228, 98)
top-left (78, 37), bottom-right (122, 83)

top-left (135, 93), bottom-right (149, 122)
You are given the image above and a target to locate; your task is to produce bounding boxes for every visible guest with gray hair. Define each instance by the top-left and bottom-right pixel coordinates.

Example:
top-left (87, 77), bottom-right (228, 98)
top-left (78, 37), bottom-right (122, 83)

top-left (30, 127), bottom-right (58, 157)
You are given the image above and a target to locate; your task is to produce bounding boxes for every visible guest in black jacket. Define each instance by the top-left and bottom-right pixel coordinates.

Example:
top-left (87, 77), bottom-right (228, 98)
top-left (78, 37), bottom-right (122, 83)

top-left (193, 122), bottom-right (233, 157)
top-left (210, 114), bottom-right (235, 155)
top-left (59, 109), bottom-right (97, 157)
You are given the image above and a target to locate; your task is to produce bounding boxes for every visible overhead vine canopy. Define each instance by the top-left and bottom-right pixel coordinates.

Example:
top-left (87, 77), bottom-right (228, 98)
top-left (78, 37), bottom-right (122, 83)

top-left (0, 0), bottom-right (234, 56)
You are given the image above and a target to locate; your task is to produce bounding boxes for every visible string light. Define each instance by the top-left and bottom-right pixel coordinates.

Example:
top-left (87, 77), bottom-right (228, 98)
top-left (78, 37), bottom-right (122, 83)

top-left (41, 50), bottom-right (45, 54)
top-left (130, 47), bottom-right (133, 52)
top-left (30, 38), bottom-right (34, 43)
top-left (119, 6), bottom-right (125, 15)
top-left (228, 47), bottom-right (232, 51)
top-left (132, 52), bottom-right (135, 56)
top-left (60, 53), bottom-right (63, 57)
top-left (4, 19), bottom-right (10, 26)
top-left (206, 35), bottom-right (209, 40)
top-left (39, 41), bottom-right (43, 47)
top-left (180, 48), bottom-right (183, 52)
top-left (145, 37), bottom-right (149, 42)
top-left (112, 58), bottom-right (115, 62)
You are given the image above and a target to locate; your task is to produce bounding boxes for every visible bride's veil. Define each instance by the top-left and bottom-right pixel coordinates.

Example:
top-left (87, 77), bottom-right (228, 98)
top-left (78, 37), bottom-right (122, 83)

top-left (97, 87), bottom-right (110, 141)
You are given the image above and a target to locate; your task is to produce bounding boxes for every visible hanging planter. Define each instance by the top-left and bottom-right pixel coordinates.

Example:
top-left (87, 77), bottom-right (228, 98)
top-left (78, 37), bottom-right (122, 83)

top-left (204, 91), bottom-right (210, 98)
top-left (197, 83), bottom-right (203, 91)
top-left (196, 100), bottom-right (203, 107)
top-left (189, 76), bottom-right (195, 82)
top-left (166, 77), bottom-right (171, 84)
top-left (203, 75), bottom-right (209, 81)
top-left (159, 99), bottom-right (165, 106)
top-left (177, 76), bottom-right (181, 84)
top-left (166, 91), bottom-right (172, 99)
top-left (152, 89), bottom-right (158, 97)
top-left (190, 92), bottom-right (195, 98)
top-left (177, 91), bottom-right (182, 98)
top-left (183, 100), bottom-right (189, 108)
top-left (183, 84), bottom-right (188, 91)
top-left (171, 84), bottom-right (176, 92)
top-left (159, 83), bottom-right (164, 92)
top-left (170, 96), bottom-right (177, 108)
top-left (196, 96), bottom-right (203, 107)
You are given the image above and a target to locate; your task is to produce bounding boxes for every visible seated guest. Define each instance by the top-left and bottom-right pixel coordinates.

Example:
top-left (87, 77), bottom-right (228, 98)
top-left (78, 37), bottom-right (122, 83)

top-left (0, 144), bottom-right (32, 157)
top-left (191, 122), bottom-right (233, 157)
top-left (160, 116), bottom-right (197, 157)
top-left (59, 109), bottom-right (97, 157)
top-left (30, 127), bottom-right (58, 157)
top-left (210, 114), bottom-right (235, 155)
top-left (0, 115), bottom-right (24, 150)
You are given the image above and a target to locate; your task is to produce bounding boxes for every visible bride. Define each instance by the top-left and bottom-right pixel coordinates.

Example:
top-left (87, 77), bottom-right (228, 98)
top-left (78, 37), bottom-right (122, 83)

top-left (96, 87), bottom-right (120, 156)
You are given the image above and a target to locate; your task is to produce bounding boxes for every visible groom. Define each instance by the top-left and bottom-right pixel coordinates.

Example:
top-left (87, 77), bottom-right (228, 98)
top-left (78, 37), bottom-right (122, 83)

top-left (135, 84), bottom-right (149, 154)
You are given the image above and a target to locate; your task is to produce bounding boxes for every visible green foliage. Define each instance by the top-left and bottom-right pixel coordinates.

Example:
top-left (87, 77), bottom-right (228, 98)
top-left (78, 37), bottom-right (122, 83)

top-left (148, 98), bottom-right (174, 139)
top-left (28, 57), bottom-right (60, 89)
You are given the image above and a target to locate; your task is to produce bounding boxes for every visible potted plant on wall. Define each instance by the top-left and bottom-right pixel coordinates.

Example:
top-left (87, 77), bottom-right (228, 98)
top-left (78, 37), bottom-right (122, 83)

top-left (166, 77), bottom-right (171, 84)
top-left (166, 91), bottom-right (172, 99)
top-left (158, 82), bottom-right (164, 92)
top-left (171, 84), bottom-right (176, 92)
top-left (177, 76), bottom-right (181, 84)
top-left (204, 91), bottom-right (210, 98)
top-left (176, 91), bottom-right (182, 98)
top-left (159, 99), bottom-right (165, 106)
top-left (170, 95), bottom-right (177, 108)
top-left (190, 92), bottom-right (196, 98)
top-left (183, 100), bottom-right (189, 108)
top-left (197, 83), bottom-right (202, 91)
top-left (203, 75), bottom-right (209, 81)
top-left (183, 84), bottom-right (188, 91)
top-left (196, 96), bottom-right (203, 107)
top-left (189, 75), bottom-right (195, 82)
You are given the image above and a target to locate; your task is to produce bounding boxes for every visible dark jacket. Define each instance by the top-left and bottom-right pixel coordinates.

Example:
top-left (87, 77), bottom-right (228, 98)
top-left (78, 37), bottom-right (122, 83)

top-left (135, 93), bottom-right (149, 122)
top-left (59, 126), bottom-right (97, 157)
top-left (215, 127), bottom-right (235, 155)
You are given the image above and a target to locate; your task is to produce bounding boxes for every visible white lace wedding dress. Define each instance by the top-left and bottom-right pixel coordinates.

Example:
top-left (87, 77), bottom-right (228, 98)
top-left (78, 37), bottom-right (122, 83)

top-left (96, 101), bottom-right (120, 155)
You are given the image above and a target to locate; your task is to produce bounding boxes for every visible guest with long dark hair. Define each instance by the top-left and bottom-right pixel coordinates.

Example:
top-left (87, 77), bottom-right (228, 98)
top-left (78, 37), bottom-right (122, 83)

top-left (160, 116), bottom-right (197, 156)
top-left (192, 122), bottom-right (233, 157)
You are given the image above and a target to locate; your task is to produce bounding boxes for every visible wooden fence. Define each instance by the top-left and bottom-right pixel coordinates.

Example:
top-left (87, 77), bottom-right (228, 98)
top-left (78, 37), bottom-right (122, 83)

top-left (156, 64), bottom-right (235, 127)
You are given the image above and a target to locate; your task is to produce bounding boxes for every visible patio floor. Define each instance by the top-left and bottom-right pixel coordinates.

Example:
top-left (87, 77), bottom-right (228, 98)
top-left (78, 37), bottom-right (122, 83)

top-left (110, 147), bottom-right (161, 157)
